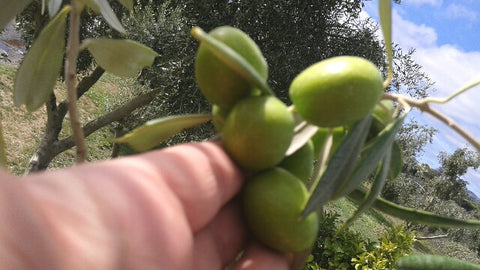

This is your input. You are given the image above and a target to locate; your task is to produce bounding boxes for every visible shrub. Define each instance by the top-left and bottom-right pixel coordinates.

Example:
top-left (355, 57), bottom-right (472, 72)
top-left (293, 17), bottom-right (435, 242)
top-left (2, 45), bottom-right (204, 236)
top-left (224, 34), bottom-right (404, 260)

top-left (352, 225), bottom-right (416, 270)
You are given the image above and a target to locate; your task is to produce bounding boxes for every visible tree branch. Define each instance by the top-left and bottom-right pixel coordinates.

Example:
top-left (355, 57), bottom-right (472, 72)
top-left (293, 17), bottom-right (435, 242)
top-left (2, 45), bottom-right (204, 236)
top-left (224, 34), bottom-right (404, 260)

top-left (56, 88), bottom-right (162, 151)
top-left (416, 234), bottom-right (449, 240)
top-left (65, 0), bottom-right (86, 163)
top-left (28, 67), bottom-right (105, 172)
top-left (58, 66), bottom-right (106, 118)
top-left (383, 93), bottom-right (480, 152)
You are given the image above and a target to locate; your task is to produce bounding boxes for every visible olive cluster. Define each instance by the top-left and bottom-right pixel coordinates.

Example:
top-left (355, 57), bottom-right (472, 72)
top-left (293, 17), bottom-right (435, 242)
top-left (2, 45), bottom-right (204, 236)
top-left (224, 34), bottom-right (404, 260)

top-left (194, 26), bottom-right (384, 253)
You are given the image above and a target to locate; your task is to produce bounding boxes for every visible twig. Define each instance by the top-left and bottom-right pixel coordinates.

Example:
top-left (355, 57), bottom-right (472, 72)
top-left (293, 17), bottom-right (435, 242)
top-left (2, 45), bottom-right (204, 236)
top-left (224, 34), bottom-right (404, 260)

top-left (416, 234), bottom-right (449, 240)
top-left (65, 1), bottom-right (87, 163)
top-left (423, 76), bottom-right (480, 105)
top-left (382, 93), bottom-right (480, 152)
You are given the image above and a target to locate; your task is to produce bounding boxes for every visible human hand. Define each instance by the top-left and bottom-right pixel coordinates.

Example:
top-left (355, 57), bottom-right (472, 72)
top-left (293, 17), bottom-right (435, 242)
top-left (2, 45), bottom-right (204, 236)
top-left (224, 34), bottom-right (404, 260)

top-left (0, 142), bottom-right (294, 269)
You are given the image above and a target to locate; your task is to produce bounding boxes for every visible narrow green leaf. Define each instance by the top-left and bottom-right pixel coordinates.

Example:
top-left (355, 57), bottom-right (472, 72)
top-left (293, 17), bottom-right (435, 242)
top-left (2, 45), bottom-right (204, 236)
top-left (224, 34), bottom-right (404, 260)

top-left (79, 0), bottom-right (100, 13)
top-left (286, 108), bottom-right (319, 156)
top-left (379, 0), bottom-right (393, 87)
top-left (302, 116), bottom-right (372, 217)
top-left (48, 0), bottom-right (62, 17)
top-left (114, 114), bottom-right (213, 152)
top-left (82, 38), bottom-right (158, 77)
top-left (348, 188), bottom-right (480, 229)
top-left (80, 0), bottom-right (124, 33)
top-left (13, 6), bottom-right (70, 112)
top-left (116, 0), bottom-right (133, 11)
top-left (41, 0), bottom-right (46, 14)
top-left (397, 255), bottom-right (480, 270)
top-left (389, 141), bottom-right (403, 179)
top-left (96, 0), bottom-right (125, 33)
top-left (341, 146), bottom-right (392, 229)
top-left (1, 0), bottom-right (32, 30)
top-left (332, 114), bottom-right (406, 200)
top-left (286, 121), bottom-right (318, 156)
top-left (190, 27), bottom-right (273, 96)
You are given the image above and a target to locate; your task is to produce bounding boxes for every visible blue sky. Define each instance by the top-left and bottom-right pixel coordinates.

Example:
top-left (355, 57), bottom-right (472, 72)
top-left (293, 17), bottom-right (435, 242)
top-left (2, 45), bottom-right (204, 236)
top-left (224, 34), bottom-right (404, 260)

top-left (362, 1), bottom-right (480, 195)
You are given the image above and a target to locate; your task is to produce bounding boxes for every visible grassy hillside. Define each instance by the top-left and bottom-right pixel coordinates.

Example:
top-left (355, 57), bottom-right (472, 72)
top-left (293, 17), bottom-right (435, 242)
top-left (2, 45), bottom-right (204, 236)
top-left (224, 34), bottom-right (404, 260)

top-left (0, 62), bottom-right (130, 174)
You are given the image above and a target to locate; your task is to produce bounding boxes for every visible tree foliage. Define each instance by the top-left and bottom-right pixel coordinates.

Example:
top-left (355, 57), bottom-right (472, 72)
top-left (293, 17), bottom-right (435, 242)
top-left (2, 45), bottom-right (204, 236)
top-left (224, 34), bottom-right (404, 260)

top-left (439, 148), bottom-right (480, 180)
top-left (121, 0), bottom-right (433, 136)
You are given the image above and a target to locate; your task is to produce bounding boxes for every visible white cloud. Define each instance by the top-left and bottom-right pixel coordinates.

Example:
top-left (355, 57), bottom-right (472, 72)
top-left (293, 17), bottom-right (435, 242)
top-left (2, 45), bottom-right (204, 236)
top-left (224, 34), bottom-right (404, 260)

top-left (389, 6), bottom-right (480, 126)
top-left (363, 2), bottom-right (480, 195)
top-left (392, 9), bottom-right (438, 48)
top-left (409, 0), bottom-right (443, 7)
top-left (444, 3), bottom-right (478, 22)
top-left (392, 9), bottom-right (480, 195)
top-left (410, 46), bottom-right (480, 127)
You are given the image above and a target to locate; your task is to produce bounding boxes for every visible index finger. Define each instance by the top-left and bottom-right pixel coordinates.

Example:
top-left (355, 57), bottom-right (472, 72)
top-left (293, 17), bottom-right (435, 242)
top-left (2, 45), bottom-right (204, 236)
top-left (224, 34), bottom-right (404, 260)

top-left (146, 142), bottom-right (244, 231)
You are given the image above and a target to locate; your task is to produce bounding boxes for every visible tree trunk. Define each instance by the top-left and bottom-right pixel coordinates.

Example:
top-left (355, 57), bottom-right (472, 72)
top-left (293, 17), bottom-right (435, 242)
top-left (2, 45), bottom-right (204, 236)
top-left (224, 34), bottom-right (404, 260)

top-left (27, 67), bottom-right (105, 172)
top-left (27, 82), bottom-right (161, 173)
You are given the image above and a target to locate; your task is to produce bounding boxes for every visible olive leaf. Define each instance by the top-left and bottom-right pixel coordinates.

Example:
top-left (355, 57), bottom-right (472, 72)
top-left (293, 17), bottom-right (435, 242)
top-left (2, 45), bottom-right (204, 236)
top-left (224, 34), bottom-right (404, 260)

top-left (286, 122), bottom-right (318, 156)
top-left (13, 6), bottom-right (70, 112)
top-left (190, 27), bottom-right (274, 96)
top-left (116, 0), bottom-right (133, 11)
top-left (79, 0), bottom-right (125, 33)
top-left (96, 0), bottom-right (125, 33)
top-left (331, 114), bottom-right (406, 200)
top-left (341, 146), bottom-right (391, 230)
top-left (397, 255), bottom-right (480, 270)
top-left (302, 116), bottom-right (372, 217)
top-left (389, 141), bottom-right (403, 179)
top-left (79, 0), bottom-right (100, 12)
top-left (348, 188), bottom-right (480, 229)
top-left (48, 0), bottom-right (62, 17)
top-left (379, 0), bottom-right (393, 87)
top-left (114, 114), bottom-right (213, 152)
top-left (286, 108), bottom-right (318, 156)
top-left (1, 0), bottom-right (32, 30)
top-left (82, 38), bottom-right (158, 77)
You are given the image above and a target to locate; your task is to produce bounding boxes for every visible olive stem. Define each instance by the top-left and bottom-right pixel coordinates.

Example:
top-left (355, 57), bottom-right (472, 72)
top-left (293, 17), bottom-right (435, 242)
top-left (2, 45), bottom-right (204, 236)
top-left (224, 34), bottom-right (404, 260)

top-left (65, 0), bottom-right (87, 163)
top-left (382, 93), bottom-right (480, 152)
top-left (422, 76), bottom-right (480, 105)
top-left (383, 67), bottom-right (393, 90)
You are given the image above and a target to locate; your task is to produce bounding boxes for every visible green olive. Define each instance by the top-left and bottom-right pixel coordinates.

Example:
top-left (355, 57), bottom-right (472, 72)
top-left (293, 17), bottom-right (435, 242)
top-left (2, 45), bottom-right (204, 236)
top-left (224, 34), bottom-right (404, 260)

top-left (289, 56), bottom-right (383, 127)
top-left (195, 26), bottom-right (268, 110)
top-left (243, 167), bottom-right (319, 253)
top-left (279, 140), bottom-right (314, 182)
top-left (221, 96), bottom-right (294, 172)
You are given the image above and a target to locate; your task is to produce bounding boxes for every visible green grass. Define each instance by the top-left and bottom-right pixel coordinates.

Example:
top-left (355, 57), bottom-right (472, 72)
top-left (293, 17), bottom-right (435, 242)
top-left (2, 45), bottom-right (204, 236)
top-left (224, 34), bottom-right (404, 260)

top-left (0, 62), bottom-right (131, 173)
top-left (326, 197), bottom-right (395, 242)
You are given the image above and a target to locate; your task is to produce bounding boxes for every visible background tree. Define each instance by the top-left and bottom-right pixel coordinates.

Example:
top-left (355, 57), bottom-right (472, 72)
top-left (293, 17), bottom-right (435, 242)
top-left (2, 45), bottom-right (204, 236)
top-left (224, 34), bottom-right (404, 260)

top-left (123, 0), bottom-right (433, 137)
top-left (436, 148), bottom-right (480, 204)
top-left (381, 146), bottom-right (480, 263)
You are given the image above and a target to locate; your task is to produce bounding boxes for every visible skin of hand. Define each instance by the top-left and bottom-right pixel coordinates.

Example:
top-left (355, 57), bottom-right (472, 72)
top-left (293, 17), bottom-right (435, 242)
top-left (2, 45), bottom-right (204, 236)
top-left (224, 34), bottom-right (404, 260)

top-left (0, 142), bottom-right (294, 270)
